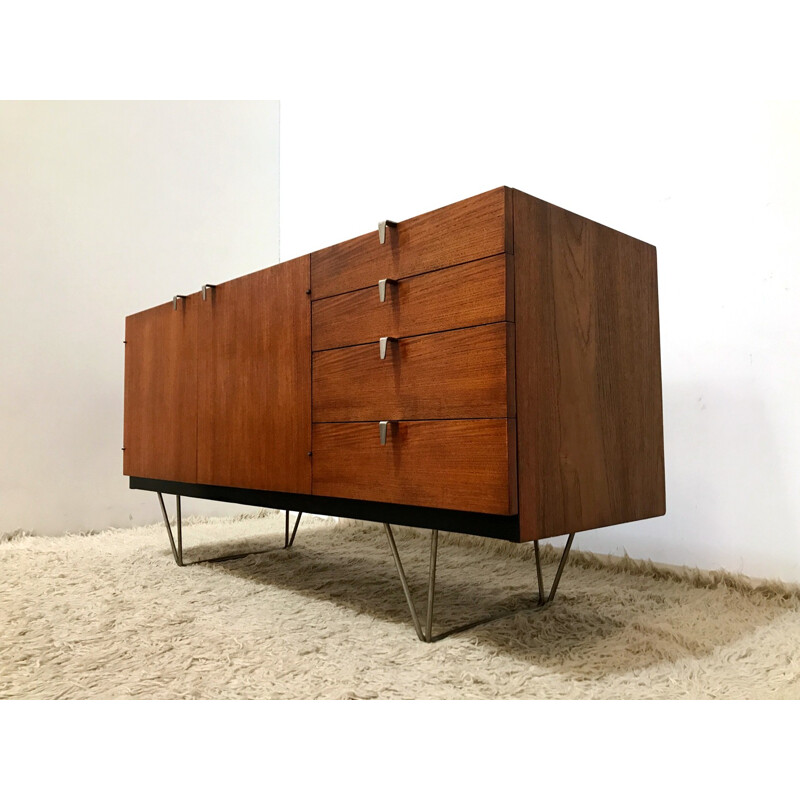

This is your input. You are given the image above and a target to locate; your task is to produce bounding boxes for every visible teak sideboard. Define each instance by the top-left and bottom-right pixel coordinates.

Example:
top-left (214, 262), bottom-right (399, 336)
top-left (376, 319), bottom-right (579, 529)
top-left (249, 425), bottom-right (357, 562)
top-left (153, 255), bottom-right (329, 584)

top-left (124, 187), bottom-right (665, 641)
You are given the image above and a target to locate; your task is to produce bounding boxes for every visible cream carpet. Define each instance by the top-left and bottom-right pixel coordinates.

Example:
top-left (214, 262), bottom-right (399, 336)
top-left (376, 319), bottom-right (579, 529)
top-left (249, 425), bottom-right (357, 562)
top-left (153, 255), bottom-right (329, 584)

top-left (2, 510), bottom-right (799, 699)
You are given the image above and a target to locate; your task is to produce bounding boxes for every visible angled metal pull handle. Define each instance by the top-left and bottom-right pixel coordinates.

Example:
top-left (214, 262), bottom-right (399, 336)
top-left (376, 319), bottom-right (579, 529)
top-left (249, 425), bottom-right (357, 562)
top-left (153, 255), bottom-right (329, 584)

top-left (379, 336), bottom-right (397, 359)
top-left (378, 220), bottom-right (397, 245)
top-left (172, 295), bottom-right (187, 310)
top-left (202, 284), bottom-right (217, 301)
top-left (379, 420), bottom-right (391, 445)
top-left (378, 278), bottom-right (398, 302)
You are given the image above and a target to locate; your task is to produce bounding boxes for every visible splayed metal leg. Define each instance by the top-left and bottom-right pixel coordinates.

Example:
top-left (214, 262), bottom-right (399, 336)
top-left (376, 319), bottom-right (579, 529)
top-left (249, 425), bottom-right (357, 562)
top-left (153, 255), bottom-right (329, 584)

top-left (383, 523), bottom-right (576, 643)
top-left (156, 492), bottom-right (301, 566)
top-left (158, 491), bottom-right (183, 566)
top-left (534, 540), bottom-right (545, 605)
top-left (546, 532), bottom-right (575, 603)
top-left (383, 522), bottom-right (426, 641)
top-left (426, 529), bottom-right (438, 643)
top-left (285, 510), bottom-right (303, 549)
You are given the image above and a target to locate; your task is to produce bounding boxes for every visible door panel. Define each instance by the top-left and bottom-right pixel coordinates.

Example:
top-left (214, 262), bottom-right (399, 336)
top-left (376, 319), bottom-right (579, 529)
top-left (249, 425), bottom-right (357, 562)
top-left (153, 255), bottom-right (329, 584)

top-left (123, 296), bottom-right (198, 482)
top-left (197, 256), bottom-right (312, 493)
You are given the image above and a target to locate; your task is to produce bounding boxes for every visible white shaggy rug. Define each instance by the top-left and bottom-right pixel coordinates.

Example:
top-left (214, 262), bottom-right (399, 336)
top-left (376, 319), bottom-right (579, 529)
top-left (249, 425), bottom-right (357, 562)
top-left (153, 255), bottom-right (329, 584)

top-left (2, 510), bottom-right (800, 699)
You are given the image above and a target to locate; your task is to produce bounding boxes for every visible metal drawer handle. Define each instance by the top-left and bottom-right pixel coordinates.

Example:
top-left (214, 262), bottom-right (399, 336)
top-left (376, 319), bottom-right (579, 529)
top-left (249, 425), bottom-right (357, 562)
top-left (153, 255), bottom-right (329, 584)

top-left (379, 420), bottom-right (391, 445)
top-left (378, 278), bottom-right (398, 302)
top-left (379, 336), bottom-right (397, 360)
top-left (202, 284), bottom-right (217, 301)
top-left (172, 295), bottom-right (187, 310)
top-left (378, 220), bottom-right (397, 245)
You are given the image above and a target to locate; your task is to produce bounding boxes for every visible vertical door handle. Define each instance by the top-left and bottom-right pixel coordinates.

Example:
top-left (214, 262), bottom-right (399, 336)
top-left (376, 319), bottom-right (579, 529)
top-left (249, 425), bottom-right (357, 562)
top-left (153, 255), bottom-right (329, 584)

top-left (379, 336), bottom-right (397, 359)
top-left (202, 284), bottom-right (217, 301)
top-left (378, 278), bottom-right (398, 302)
top-left (378, 220), bottom-right (397, 245)
top-left (173, 295), bottom-right (187, 310)
top-left (379, 421), bottom-right (390, 445)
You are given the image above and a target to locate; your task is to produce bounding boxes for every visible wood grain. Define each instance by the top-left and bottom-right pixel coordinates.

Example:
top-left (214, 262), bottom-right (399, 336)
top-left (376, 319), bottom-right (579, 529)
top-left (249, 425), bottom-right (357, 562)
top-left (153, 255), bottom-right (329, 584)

top-left (122, 185), bottom-right (664, 546)
top-left (123, 296), bottom-right (198, 482)
top-left (312, 419), bottom-right (517, 515)
top-left (196, 256), bottom-right (312, 493)
top-left (310, 187), bottom-right (511, 300)
top-left (312, 254), bottom-right (511, 352)
top-left (313, 323), bottom-right (514, 421)
top-left (513, 190), bottom-right (665, 541)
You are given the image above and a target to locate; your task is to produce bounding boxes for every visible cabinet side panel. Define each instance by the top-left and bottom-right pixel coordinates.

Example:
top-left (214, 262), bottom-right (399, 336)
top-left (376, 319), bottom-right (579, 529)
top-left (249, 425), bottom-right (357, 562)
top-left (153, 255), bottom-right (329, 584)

top-left (514, 191), bottom-right (665, 540)
top-left (123, 297), bottom-right (198, 483)
top-left (197, 255), bottom-right (312, 493)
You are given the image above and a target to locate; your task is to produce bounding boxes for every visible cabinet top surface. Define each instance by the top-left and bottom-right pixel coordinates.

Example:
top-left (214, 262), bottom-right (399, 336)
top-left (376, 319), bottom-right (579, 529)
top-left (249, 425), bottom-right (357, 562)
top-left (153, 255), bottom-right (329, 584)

top-left (126, 186), bottom-right (655, 318)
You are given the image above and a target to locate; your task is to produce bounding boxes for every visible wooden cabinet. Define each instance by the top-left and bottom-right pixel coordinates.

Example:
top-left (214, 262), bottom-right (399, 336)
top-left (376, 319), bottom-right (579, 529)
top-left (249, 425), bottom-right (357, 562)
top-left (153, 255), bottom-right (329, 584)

top-left (125, 187), bottom-right (665, 543)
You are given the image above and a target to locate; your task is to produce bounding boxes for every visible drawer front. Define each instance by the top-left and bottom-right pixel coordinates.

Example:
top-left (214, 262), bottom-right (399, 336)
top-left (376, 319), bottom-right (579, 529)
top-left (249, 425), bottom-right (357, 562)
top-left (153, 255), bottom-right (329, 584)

top-left (312, 254), bottom-right (512, 352)
top-left (311, 187), bottom-right (511, 300)
top-left (312, 419), bottom-right (517, 515)
top-left (313, 323), bottom-right (514, 422)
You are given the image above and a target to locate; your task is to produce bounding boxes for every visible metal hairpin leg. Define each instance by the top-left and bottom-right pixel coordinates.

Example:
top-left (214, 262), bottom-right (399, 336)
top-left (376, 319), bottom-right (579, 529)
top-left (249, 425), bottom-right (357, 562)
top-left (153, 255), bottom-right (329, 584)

top-left (284, 510), bottom-right (303, 549)
top-left (383, 523), bottom-right (576, 643)
top-left (157, 492), bottom-right (302, 566)
top-left (157, 492), bottom-right (183, 566)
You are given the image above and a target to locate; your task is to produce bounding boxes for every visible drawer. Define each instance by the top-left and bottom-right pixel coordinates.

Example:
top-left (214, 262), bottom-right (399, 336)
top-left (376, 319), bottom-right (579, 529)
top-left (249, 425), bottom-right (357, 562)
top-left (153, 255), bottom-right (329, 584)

top-left (312, 254), bottom-right (513, 352)
top-left (312, 419), bottom-right (517, 515)
top-left (311, 186), bottom-right (511, 300)
top-left (313, 323), bottom-right (514, 422)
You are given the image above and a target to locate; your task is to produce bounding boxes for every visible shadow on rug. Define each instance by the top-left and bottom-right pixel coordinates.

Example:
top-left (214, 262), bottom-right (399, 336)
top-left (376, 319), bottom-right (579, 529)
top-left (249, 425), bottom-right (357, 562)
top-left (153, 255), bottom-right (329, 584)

top-left (2, 511), bottom-right (799, 699)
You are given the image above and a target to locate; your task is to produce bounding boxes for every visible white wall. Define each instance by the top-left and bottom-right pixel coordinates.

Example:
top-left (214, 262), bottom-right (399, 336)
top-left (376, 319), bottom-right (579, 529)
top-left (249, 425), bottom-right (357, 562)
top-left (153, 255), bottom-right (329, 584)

top-left (0, 101), bottom-right (280, 535)
top-left (280, 99), bottom-right (800, 583)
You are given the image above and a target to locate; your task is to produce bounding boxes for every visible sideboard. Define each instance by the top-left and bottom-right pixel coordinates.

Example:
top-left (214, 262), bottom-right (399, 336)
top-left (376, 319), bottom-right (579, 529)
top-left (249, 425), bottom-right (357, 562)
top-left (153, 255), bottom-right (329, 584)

top-left (123, 186), bottom-right (665, 641)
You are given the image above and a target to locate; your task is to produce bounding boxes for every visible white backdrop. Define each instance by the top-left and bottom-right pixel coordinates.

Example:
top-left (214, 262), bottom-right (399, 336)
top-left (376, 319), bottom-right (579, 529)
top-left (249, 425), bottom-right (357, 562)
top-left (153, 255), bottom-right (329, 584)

top-left (279, 99), bottom-right (800, 583)
top-left (3, 98), bottom-right (797, 582)
top-left (0, 101), bottom-right (280, 535)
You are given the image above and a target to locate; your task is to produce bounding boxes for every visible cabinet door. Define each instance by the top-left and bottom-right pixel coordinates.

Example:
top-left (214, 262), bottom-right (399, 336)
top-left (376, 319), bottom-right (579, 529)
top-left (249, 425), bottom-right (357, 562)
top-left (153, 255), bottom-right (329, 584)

top-left (197, 256), bottom-right (311, 493)
top-left (123, 295), bottom-right (199, 482)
